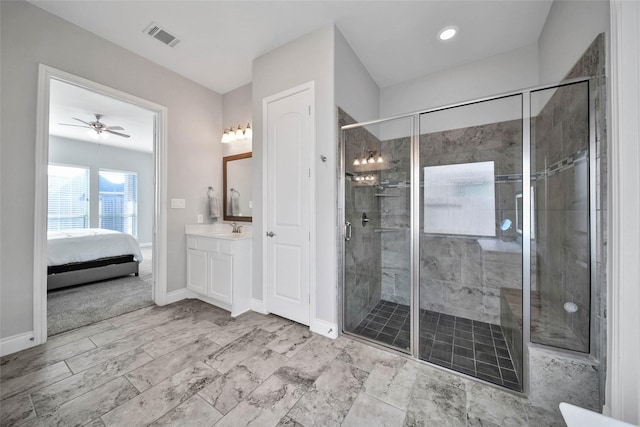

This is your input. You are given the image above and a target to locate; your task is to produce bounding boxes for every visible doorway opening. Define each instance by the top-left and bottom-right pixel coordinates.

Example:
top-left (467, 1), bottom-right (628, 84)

top-left (33, 65), bottom-right (168, 344)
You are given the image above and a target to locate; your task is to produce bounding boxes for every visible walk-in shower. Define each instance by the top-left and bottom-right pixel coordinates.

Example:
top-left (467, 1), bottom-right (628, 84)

top-left (340, 77), bottom-right (597, 394)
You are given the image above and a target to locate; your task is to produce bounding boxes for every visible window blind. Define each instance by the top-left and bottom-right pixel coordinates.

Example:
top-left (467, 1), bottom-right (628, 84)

top-left (48, 164), bottom-right (89, 230)
top-left (99, 170), bottom-right (138, 237)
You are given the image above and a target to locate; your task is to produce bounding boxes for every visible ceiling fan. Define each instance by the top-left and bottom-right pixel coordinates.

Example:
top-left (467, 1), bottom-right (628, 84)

top-left (59, 114), bottom-right (130, 139)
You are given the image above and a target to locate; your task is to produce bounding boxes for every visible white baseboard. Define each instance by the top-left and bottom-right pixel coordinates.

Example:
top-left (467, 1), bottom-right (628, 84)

top-left (1, 331), bottom-right (37, 357)
top-left (164, 288), bottom-right (190, 305)
top-left (250, 298), bottom-right (267, 314)
top-left (311, 318), bottom-right (338, 339)
top-left (139, 242), bottom-right (152, 248)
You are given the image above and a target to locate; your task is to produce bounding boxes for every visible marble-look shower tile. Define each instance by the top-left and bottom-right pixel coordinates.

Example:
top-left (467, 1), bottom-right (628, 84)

top-left (126, 336), bottom-right (220, 392)
top-left (0, 361), bottom-right (71, 401)
top-left (483, 260), bottom-right (522, 289)
top-left (363, 357), bottom-right (415, 410)
top-left (528, 345), bottom-right (599, 413)
top-left (421, 256), bottom-right (462, 283)
top-left (65, 329), bottom-right (162, 374)
top-left (419, 279), bottom-right (446, 309)
top-left (461, 258), bottom-right (483, 286)
top-left (43, 376), bottom-right (138, 427)
top-left (31, 348), bottom-right (152, 416)
top-left (337, 340), bottom-right (402, 373)
top-left (0, 338), bottom-right (94, 381)
top-left (149, 394), bottom-right (222, 427)
top-left (524, 404), bottom-right (567, 427)
top-left (214, 376), bottom-right (304, 427)
top-left (466, 380), bottom-right (527, 426)
top-left (342, 392), bottom-right (406, 427)
top-left (443, 283), bottom-right (485, 312)
top-left (142, 321), bottom-right (220, 358)
top-left (266, 324), bottom-right (313, 358)
top-left (404, 372), bottom-right (466, 427)
top-left (101, 362), bottom-right (219, 427)
top-left (0, 392), bottom-right (36, 427)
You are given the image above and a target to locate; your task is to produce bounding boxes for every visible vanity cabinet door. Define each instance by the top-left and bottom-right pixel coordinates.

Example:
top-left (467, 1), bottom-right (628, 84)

top-left (187, 249), bottom-right (207, 294)
top-left (207, 252), bottom-right (233, 305)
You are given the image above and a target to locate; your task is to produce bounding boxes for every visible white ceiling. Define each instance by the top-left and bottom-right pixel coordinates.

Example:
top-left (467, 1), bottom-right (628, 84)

top-left (30, 1), bottom-right (553, 95)
top-left (49, 79), bottom-right (155, 152)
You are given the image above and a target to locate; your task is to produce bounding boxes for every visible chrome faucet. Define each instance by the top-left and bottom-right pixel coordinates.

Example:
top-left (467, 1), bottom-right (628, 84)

top-left (230, 222), bottom-right (242, 233)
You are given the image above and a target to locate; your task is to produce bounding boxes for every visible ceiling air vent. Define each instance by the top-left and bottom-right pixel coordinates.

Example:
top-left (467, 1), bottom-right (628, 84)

top-left (143, 22), bottom-right (181, 47)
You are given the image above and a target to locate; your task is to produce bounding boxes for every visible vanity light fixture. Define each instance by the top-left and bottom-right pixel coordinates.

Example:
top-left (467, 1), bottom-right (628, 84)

top-left (221, 123), bottom-right (252, 143)
top-left (438, 25), bottom-right (458, 41)
top-left (353, 149), bottom-right (383, 166)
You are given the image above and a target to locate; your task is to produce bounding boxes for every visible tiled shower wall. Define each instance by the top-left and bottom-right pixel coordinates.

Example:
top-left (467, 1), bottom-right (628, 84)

top-left (531, 34), bottom-right (606, 354)
top-left (418, 120), bottom-right (524, 325)
top-left (344, 118), bottom-right (525, 324)
top-left (341, 109), bottom-right (383, 330)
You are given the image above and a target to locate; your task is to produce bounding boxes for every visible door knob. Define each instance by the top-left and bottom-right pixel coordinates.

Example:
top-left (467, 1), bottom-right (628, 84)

top-left (266, 231), bottom-right (276, 237)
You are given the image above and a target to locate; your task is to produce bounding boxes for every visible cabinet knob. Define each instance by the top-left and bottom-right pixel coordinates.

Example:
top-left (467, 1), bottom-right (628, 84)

top-left (266, 231), bottom-right (276, 237)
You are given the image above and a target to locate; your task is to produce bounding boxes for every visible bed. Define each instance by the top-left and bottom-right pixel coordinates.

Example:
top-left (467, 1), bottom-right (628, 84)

top-left (47, 228), bottom-right (143, 290)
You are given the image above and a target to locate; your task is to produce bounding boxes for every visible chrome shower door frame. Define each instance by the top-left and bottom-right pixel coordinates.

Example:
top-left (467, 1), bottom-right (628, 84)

top-left (338, 76), bottom-right (595, 396)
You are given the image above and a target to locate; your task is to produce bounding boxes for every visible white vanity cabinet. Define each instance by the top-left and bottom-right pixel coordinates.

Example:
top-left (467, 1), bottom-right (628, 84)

top-left (185, 233), bottom-right (251, 317)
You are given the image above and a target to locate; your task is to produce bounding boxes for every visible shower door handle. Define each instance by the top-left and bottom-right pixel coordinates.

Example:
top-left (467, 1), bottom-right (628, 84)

top-left (345, 221), bottom-right (352, 241)
top-left (361, 212), bottom-right (369, 227)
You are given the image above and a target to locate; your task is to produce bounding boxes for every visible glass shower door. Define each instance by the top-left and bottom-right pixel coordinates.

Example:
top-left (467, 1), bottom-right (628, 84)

top-left (342, 116), bottom-right (413, 352)
top-left (418, 95), bottom-right (524, 391)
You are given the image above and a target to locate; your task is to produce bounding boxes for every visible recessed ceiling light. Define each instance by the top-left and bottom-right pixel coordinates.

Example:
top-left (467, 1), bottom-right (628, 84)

top-left (438, 26), bottom-right (458, 41)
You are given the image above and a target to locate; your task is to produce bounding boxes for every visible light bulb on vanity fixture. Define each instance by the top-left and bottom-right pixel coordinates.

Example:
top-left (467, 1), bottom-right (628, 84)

top-left (221, 123), bottom-right (252, 143)
top-left (235, 125), bottom-right (244, 140)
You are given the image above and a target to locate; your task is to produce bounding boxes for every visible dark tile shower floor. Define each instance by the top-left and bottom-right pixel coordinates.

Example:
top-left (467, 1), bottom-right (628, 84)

top-left (352, 300), bottom-right (521, 391)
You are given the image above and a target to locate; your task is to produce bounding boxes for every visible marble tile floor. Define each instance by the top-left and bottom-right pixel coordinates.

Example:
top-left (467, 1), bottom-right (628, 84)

top-left (0, 299), bottom-right (565, 427)
top-left (352, 300), bottom-right (522, 391)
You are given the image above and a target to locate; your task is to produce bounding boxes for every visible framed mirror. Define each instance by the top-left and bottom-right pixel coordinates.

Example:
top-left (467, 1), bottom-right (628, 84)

top-left (223, 152), bottom-right (252, 222)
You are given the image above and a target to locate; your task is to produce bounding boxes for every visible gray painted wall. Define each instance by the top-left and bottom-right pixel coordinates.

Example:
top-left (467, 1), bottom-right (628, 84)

top-left (222, 83), bottom-right (253, 159)
top-left (335, 29), bottom-right (380, 124)
top-left (0, 0), bottom-right (223, 338)
top-left (252, 25), bottom-right (336, 324)
top-left (49, 136), bottom-right (154, 245)
top-left (537, 0), bottom-right (609, 84)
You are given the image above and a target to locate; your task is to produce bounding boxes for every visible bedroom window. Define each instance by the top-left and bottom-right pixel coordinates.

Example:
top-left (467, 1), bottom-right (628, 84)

top-left (99, 170), bottom-right (138, 237)
top-left (48, 164), bottom-right (90, 230)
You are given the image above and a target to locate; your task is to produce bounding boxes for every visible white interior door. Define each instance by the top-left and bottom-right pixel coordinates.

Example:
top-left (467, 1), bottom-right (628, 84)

top-left (264, 85), bottom-right (313, 325)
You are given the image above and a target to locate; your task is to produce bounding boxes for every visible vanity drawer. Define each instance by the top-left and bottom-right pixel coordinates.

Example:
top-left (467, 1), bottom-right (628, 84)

top-left (186, 235), bottom-right (234, 254)
top-left (216, 239), bottom-right (233, 254)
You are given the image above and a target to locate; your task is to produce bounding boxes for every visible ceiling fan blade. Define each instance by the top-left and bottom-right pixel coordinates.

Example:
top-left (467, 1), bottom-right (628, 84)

top-left (105, 129), bottom-right (131, 138)
top-left (59, 123), bottom-right (90, 128)
top-left (107, 126), bottom-right (125, 131)
top-left (73, 117), bottom-right (93, 126)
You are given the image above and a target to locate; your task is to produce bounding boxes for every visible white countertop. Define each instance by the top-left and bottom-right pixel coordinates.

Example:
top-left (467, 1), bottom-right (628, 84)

top-left (185, 224), bottom-right (253, 240)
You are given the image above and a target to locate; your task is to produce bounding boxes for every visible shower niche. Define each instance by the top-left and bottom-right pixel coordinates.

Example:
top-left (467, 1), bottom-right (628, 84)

top-left (341, 79), bottom-right (594, 393)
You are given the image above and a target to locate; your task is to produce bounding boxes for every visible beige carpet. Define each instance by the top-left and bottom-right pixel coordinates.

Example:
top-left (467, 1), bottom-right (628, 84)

top-left (47, 247), bottom-right (154, 336)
